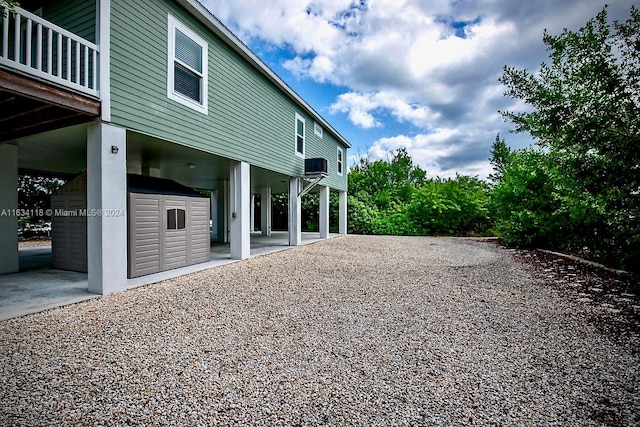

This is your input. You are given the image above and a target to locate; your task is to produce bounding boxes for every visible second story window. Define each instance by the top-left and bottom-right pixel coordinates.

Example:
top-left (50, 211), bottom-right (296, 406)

top-left (167, 15), bottom-right (208, 114)
top-left (295, 113), bottom-right (305, 157)
top-left (337, 147), bottom-right (344, 176)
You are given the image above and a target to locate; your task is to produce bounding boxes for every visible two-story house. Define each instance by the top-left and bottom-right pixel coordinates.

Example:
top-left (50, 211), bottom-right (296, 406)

top-left (0, 0), bottom-right (350, 295)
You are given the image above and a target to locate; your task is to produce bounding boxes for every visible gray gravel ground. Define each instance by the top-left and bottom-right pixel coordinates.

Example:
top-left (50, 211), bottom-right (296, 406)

top-left (1, 235), bottom-right (638, 426)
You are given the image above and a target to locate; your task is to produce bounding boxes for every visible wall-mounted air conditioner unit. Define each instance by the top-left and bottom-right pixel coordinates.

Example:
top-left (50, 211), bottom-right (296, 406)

top-left (304, 158), bottom-right (328, 176)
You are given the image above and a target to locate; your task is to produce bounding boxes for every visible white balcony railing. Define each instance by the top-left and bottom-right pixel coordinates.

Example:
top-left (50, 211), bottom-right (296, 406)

top-left (0, 7), bottom-right (99, 97)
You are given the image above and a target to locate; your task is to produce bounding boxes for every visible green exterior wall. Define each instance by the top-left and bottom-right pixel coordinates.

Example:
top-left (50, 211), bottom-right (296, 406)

top-left (42, 0), bottom-right (95, 43)
top-left (109, 0), bottom-right (348, 191)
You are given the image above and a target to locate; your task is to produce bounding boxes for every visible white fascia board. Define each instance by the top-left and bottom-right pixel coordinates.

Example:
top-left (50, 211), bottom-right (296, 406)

top-left (177, 0), bottom-right (351, 149)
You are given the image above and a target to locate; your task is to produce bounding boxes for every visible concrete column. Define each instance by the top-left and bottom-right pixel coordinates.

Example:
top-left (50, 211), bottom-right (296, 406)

top-left (260, 186), bottom-right (272, 236)
top-left (229, 161), bottom-right (250, 260)
top-left (250, 194), bottom-right (255, 232)
top-left (338, 190), bottom-right (347, 235)
top-left (210, 190), bottom-right (218, 241)
top-left (289, 177), bottom-right (301, 246)
top-left (86, 121), bottom-right (127, 294)
top-left (222, 180), bottom-right (229, 243)
top-left (319, 185), bottom-right (329, 239)
top-left (0, 144), bottom-right (19, 274)
top-left (142, 166), bottom-right (161, 177)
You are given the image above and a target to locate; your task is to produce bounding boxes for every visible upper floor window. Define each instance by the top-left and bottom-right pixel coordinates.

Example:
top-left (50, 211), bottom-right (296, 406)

top-left (295, 113), bottom-right (305, 157)
top-left (167, 15), bottom-right (208, 114)
top-left (314, 121), bottom-right (323, 138)
top-left (337, 147), bottom-right (344, 176)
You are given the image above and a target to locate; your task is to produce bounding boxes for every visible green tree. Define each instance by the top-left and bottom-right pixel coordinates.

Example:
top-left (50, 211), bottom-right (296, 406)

top-left (348, 149), bottom-right (492, 236)
top-left (498, 5), bottom-right (640, 271)
top-left (408, 175), bottom-right (490, 236)
top-left (1, 0), bottom-right (19, 22)
top-left (18, 175), bottom-right (64, 222)
top-left (1, 1), bottom-right (19, 11)
top-left (349, 148), bottom-right (427, 210)
top-left (489, 149), bottom-right (560, 247)
top-left (488, 134), bottom-right (512, 184)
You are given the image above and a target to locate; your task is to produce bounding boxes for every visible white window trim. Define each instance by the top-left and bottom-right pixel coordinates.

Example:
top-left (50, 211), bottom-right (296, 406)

top-left (167, 14), bottom-right (208, 115)
top-left (314, 121), bottom-right (323, 138)
top-left (337, 146), bottom-right (344, 176)
top-left (295, 113), bottom-right (305, 158)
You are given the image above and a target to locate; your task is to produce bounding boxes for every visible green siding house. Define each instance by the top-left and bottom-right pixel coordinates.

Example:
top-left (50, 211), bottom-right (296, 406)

top-left (0, 0), bottom-right (350, 295)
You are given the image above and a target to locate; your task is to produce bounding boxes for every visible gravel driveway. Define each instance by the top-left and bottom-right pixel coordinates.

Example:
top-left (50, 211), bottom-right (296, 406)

top-left (1, 235), bottom-right (638, 426)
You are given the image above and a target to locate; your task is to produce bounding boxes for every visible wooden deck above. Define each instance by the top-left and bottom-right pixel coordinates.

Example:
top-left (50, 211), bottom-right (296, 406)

top-left (0, 68), bottom-right (100, 142)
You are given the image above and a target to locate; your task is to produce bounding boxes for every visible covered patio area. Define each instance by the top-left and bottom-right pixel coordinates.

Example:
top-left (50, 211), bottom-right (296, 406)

top-left (0, 232), bottom-right (340, 321)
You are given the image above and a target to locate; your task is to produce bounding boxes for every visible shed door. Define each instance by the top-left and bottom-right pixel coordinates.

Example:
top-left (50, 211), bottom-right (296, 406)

top-left (188, 197), bottom-right (210, 264)
top-left (163, 196), bottom-right (188, 270)
top-left (51, 194), bottom-right (87, 272)
top-left (128, 193), bottom-right (161, 278)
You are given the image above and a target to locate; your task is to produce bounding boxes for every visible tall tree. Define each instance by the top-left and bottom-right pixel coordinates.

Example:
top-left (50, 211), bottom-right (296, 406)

top-left (488, 134), bottom-right (511, 184)
top-left (498, 5), bottom-right (640, 271)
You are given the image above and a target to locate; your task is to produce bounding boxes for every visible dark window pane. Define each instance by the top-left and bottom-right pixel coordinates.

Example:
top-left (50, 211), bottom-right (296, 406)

top-left (174, 63), bottom-right (201, 102)
top-left (297, 119), bottom-right (304, 136)
top-left (167, 209), bottom-right (177, 229)
top-left (175, 29), bottom-right (202, 72)
top-left (297, 136), bottom-right (304, 153)
top-left (177, 209), bottom-right (186, 229)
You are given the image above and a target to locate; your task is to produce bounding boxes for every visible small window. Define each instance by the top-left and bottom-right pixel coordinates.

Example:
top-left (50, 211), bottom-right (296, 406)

top-left (314, 121), bottom-right (323, 138)
top-left (167, 209), bottom-right (186, 230)
top-left (295, 113), bottom-right (305, 157)
top-left (167, 15), bottom-right (208, 114)
top-left (337, 147), bottom-right (344, 176)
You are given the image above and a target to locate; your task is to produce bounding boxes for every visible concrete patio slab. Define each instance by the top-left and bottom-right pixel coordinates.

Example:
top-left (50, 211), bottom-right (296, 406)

top-left (0, 232), bottom-right (339, 321)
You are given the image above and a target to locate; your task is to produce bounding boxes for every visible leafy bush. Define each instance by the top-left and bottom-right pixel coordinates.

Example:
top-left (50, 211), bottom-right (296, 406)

top-left (497, 5), bottom-right (640, 273)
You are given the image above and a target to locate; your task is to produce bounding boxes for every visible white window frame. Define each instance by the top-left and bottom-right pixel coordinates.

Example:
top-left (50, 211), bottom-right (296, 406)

top-left (337, 146), bottom-right (344, 176)
top-left (314, 121), bottom-right (323, 138)
top-left (167, 14), bottom-right (208, 115)
top-left (295, 113), bottom-right (305, 158)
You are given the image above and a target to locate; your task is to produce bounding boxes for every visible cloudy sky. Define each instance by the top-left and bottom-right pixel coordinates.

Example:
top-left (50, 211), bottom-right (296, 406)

top-left (201, 0), bottom-right (633, 179)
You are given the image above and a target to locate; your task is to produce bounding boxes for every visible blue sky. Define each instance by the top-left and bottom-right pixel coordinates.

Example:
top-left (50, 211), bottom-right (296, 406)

top-left (202, 0), bottom-right (633, 179)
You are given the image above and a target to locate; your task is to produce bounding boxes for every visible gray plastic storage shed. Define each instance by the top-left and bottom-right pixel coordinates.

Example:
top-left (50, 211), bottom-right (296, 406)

top-left (127, 174), bottom-right (210, 278)
top-left (50, 173), bottom-right (210, 278)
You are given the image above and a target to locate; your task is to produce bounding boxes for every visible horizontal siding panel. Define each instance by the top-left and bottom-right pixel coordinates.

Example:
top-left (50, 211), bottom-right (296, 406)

top-left (134, 223), bottom-right (159, 229)
top-left (110, 0), bottom-right (343, 184)
top-left (135, 241), bottom-right (159, 250)
top-left (44, 0), bottom-right (96, 43)
top-left (136, 258), bottom-right (160, 267)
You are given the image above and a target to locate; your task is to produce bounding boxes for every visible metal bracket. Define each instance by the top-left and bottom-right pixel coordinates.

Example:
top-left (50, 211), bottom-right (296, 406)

top-left (298, 174), bottom-right (326, 198)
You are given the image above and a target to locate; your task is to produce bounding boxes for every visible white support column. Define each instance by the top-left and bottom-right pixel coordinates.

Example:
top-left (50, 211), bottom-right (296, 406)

top-left (0, 144), bottom-right (19, 274)
top-left (338, 190), bottom-right (347, 235)
top-left (289, 177), bottom-right (301, 246)
top-left (319, 185), bottom-right (329, 239)
top-left (98, 0), bottom-right (111, 121)
top-left (250, 194), bottom-right (255, 232)
top-left (210, 190), bottom-right (218, 241)
top-left (87, 121), bottom-right (127, 294)
top-left (260, 186), bottom-right (272, 237)
top-left (229, 161), bottom-right (250, 260)
top-left (222, 180), bottom-right (229, 243)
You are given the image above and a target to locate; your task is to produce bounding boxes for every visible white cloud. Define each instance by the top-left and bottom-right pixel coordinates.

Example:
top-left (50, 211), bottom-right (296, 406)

top-left (368, 130), bottom-right (494, 179)
top-left (203, 0), bottom-right (635, 178)
top-left (330, 91), bottom-right (438, 128)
